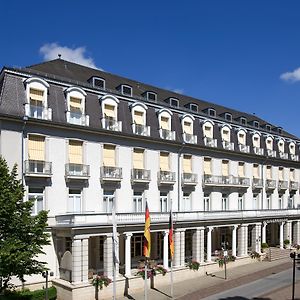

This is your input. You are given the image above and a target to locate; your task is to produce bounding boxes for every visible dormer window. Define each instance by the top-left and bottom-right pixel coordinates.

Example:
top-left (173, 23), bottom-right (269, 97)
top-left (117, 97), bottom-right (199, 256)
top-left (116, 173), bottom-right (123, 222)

top-left (182, 114), bottom-right (197, 144)
top-left (265, 124), bottom-right (271, 131)
top-left (278, 128), bottom-right (282, 134)
top-left (278, 140), bottom-right (284, 153)
top-left (224, 113), bottom-right (232, 122)
top-left (253, 121), bottom-right (259, 128)
top-left (169, 98), bottom-right (179, 108)
top-left (206, 108), bottom-right (216, 117)
top-left (120, 85), bottom-right (132, 96)
top-left (252, 132), bottom-right (264, 155)
top-left (203, 120), bottom-right (217, 147)
top-left (237, 129), bottom-right (249, 153)
top-left (145, 91), bottom-right (157, 102)
top-left (92, 77), bottom-right (105, 89)
top-left (131, 102), bottom-right (150, 136)
top-left (221, 125), bottom-right (234, 150)
top-left (266, 137), bottom-right (273, 150)
top-left (189, 104), bottom-right (198, 112)
top-left (240, 117), bottom-right (247, 125)
top-left (158, 109), bottom-right (175, 140)
top-left (289, 142), bottom-right (296, 155)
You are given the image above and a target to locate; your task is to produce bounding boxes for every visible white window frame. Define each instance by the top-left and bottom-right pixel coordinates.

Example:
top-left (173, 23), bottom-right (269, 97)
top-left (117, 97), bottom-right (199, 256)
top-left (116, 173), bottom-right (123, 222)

top-left (278, 139), bottom-right (285, 153)
top-left (65, 86), bottom-right (87, 114)
top-left (28, 188), bottom-right (44, 215)
top-left (204, 194), bottom-right (210, 211)
top-left (24, 77), bottom-right (49, 107)
top-left (181, 114), bottom-right (194, 134)
top-left (169, 98), bottom-right (179, 107)
top-left (68, 189), bottom-right (81, 213)
top-left (253, 194), bottom-right (258, 210)
top-left (222, 194), bottom-right (228, 211)
top-left (240, 117), bottom-right (247, 125)
top-left (189, 103), bottom-right (198, 112)
top-left (289, 142), bottom-right (296, 155)
top-left (99, 94), bottom-right (119, 120)
top-left (92, 77), bottom-right (105, 89)
top-left (146, 91), bottom-right (157, 101)
top-left (202, 120), bottom-right (214, 138)
top-left (183, 192), bottom-right (192, 211)
top-left (133, 191), bottom-right (143, 212)
top-left (238, 194), bottom-right (244, 211)
top-left (207, 108), bottom-right (216, 117)
top-left (103, 190), bottom-right (114, 213)
top-left (266, 195), bottom-right (271, 209)
top-left (160, 192), bottom-right (168, 212)
top-left (253, 121), bottom-right (259, 128)
top-left (131, 102), bottom-right (147, 125)
top-left (224, 113), bottom-right (232, 122)
top-left (121, 84), bottom-right (132, 96)
top-left (221, 125), bottom-right (231, 142)
top-left (158, 108), bottom-right (173, 130)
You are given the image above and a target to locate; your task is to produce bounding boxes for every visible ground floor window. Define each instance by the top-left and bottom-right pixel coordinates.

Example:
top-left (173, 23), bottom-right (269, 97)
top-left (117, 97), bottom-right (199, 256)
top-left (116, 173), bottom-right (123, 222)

top-left (68, 189), bottom-right (81, 213)
top-left (103, 190), bottom-right (114, 212)
top-left (28, 187), bottom-right (44, 215)
top-left (131, 234), bottom-right (143, 258)
top-left (133, 191), bottom-right (143, 212)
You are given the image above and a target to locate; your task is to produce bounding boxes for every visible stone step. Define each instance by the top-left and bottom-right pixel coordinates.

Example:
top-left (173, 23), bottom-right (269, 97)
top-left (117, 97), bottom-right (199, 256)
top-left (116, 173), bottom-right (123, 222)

top-left (264, 247), bottom-right (291, 261)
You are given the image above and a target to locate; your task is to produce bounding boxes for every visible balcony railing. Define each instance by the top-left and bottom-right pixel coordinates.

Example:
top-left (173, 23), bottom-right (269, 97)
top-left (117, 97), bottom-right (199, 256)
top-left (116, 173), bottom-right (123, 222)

top-left (182, 133), bottom-right (197, 144)
top-left (222, 140), bottom-right (234, 151)
top-left (290, 181), bottom-right (299, 191)
top-left (203, 137), bottom-right (217, 148)
top-left (131, 169), bottom-right (151, 182)
top-left (252, 178), bottom-right (263, 189)
top-left (203, 175), bottom-right (249, 187)
top-left (132, 124), bottom-right (150, 136)
top-left (24, 160), bottom-right (52, 177)
top-left (267, 149), bottom-right (277, 157)
top-left (279, 152), bottom-right (288, 160)
top-left (265, 179), bottom-right (276, 190)
top-left (182, 173), bottom-right (198, 185)
top-left (101, 118), bottom-right (122, 132)
top-left (278, 180), bottom-right (289, 191)
top-left (100, 166), bottom-right (122, 181)
top-left (25, 104), bottom-right (52, 121)
top-left (65, 163), bottom-right (90, 178)
top-left (239, 144), bottom-right (250, 153)
top-left (291, 154), bottom-right (299, 161)
top-left (254, 147), bottom-right (264, 155)
top-left (67, 111), bottom-right (89, 126)
top-left (158, 171), bottom-right (176, 184)
top-left (159, 129), bottom-right (176, 141)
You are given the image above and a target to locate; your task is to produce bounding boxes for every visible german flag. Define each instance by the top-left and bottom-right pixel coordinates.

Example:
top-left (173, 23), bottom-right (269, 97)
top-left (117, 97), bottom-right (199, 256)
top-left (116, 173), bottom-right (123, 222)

top-left (169, 209), bottom-right (174, 260)
top-left (143, 201), bottom-right (151, 258)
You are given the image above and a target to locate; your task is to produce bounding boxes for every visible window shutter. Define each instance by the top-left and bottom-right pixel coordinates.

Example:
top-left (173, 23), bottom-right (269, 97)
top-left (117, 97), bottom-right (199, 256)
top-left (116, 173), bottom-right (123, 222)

top-left (133, 111), bottom-right (144, 125)
top-left (133, 149), bottom-right (144, 169)
top-left (69, 140), bottom-right (83, 164)
top-left (183, 121), bottom-right (192, 134)
top-left (160, 152), bottom-right (169, 171)
top-left (203, 158), bottom-right (211, 174)
top-left (104, 104), bottom-right (115, 118)
top-left (70, 97), bottom-right (82, 112)
top-left (238, 133), bottom-right (245, 145)
top-left (238, 162), bottom-right (244, 177)
top-left (253, 164), bottom-right (259, 178)
top-left (30, 88), bottom-right (44, 101)
top-left (160, 117), bottom-right (169, 130)
top-left (183, 155), bottom-right (192, 173)
top-left (28, 135), bottom-right (45, 160)
top-left (204, 125), bottom-right (213, 138)
top-left (222, 161), bottom-right (229, 176)
top-left (103, 145), bottom-right (116, 166)
top-left (266, 166), bottom-right (271, 179)
top-left (222, 130), bottom-right (230, 142)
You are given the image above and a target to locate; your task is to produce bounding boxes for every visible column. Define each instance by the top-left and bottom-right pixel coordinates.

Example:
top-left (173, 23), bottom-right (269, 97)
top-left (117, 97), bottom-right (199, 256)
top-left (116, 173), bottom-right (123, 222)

top-left (293, 221), bottom-right (300, 245)
top-left (125, 233), bottom-right (132, 277)
top-left (284, 221), bottom-right (292, 244)
top-left (232, 225), bottom-right (238, 257)
top-left (180, 230), bottom-right (185, 266)
top-left (244, 224), bottom-right (248, 256)
top-left (192, 228), bottom-right (201, 262)
top-left (163, 230), bottom-right (169, 270)
top-left (206, 227), bottom-right (213, 262)
top-left (262, 222), bottom-right (267, 244)
top-left (199, 227), bottom-right (205, 263)
top-left (251, 223), bottom-right (261, 253)
top-left (103, 234), bottom-right (113, 278)
top-left (237, 225), bottom-right (247, 256)
top-left (279, 222), bottom-right (284, 249)
top-left (72, 237), bottom-right (89, 284)
top-left (95, 236), bottom-right (100, 269)
top-left (174, 229), bottom-right (181, 267)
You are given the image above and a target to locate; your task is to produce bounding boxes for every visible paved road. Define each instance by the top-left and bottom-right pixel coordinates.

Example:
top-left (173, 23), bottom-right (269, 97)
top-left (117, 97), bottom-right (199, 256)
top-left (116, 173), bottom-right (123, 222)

top-left (202, 267), bottom-right (300, 300)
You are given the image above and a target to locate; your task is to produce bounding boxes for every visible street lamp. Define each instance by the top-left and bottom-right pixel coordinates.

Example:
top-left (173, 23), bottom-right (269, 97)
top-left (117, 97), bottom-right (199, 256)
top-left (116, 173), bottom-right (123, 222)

top-left (42, 271), bottom-right (54, 300)
top-left (290, 252), bottom-right (300, 300)
top-left (221, 241), bottom-right (229, 280)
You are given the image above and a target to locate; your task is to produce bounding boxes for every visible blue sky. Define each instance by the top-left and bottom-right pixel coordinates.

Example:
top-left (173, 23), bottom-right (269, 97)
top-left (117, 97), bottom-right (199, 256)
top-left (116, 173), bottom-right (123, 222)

top-left (2, 1), bottom-right (300, 137)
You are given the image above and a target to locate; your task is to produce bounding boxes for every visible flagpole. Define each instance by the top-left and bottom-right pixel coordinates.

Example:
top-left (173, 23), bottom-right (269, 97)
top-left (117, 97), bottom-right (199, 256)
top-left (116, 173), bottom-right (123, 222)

top-left (112, 202), bottom-right (118, 300)
top-left (171, 260), bottom-right (174, 299)
top-left (144, 259), bottom-right (148, 300)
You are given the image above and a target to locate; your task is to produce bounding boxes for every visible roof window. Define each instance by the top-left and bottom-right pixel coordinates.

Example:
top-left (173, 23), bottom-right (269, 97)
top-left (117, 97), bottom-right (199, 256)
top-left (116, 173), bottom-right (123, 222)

top-left (253, 121), bottom-right (259, 128)
top-left (119, 85), bottom-right (132, 96)
top-left (207, 108), bottom-right (216, 117)
top-left (240, 117), bottom-right (247, 125)
top-left (265, 124), bottom-right (271, 131)
top-left (189, 103), bottom-right (198, 112)
top-left (224, 113), bottom-right (232, 122)
top-left (169, 98), bottom-right (179, 108)
top-left (92, 77), bottom-right (105, 89)
top-left (146, 91), bottom-right (157, 102)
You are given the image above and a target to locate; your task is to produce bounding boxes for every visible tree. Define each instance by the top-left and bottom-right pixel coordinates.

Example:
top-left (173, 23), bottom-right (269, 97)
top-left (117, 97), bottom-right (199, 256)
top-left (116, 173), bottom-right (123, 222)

top-left (0, 157), bottom-right (50, 292)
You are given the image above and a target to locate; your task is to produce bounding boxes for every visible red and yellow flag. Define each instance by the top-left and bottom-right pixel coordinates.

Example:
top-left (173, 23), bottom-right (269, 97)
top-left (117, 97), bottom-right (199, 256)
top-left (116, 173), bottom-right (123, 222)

top-left (169, 210), bottom-right (174, 260)
top-left (143, 201), bottom-right (151, 258)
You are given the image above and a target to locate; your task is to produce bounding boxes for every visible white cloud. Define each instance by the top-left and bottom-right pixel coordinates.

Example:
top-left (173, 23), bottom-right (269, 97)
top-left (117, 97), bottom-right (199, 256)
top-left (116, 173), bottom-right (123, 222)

top-left (280, 67), bottom-right (300, 82)
top-left (39, 43), bottom-right (100, 69)
top-left (172, 88), bottom-right (184, 94)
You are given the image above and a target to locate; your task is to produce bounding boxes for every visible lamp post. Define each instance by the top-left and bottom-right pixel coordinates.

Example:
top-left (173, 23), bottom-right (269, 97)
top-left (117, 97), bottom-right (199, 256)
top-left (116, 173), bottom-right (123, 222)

top-left (290, 252), bottom-right (299, 300)
top-left (42, 271), bottom-right (54, 300)
top-left (221, 241), bottom-right (229, 280)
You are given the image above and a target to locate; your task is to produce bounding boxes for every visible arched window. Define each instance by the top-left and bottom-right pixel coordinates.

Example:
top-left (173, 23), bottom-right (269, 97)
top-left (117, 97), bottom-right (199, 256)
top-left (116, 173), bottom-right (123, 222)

top-left (131, 102), bottom-right (150, 136)
top-left (181, 114), bottom-right (197, 144)
top-left (202, 120), bottom-right (217, 147)
top-left (158, 109), bottom-right (175, 140)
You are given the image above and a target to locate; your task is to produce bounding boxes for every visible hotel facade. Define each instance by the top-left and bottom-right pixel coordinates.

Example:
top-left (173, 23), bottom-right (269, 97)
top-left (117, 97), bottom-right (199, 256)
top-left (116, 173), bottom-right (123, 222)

top-left (0, 59), bottom-right (299, 299)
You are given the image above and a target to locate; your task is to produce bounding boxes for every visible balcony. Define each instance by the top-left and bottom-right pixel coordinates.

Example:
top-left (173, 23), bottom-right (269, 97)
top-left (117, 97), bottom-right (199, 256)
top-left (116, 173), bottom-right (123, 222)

top-left (253, 147), bottom-right (264, 155)
top-left (222, 140), bottom-right (234, 151)
top-left (279, 152), bottom-right (288, 160)
top-left (204, 137), bottom-right (217, 148)
top-left (65, 163), bottom-right (90, 179)
top-left (131, 169), bottom-right (151, 183)
top-left (203, 175), bottom-right (249, 188)
top-left (278, 180), bottom-right (289, 191)
top-left (252, 178), bottom-right (263, 189)
top-left (159, 129), bottom-right (176, 141)
top-left (66, 111), bottom-right (89, 126)
top-left (24, 160), bottom-right (52, 177)
top-left (100, 166), bottom-right (122, 182)
top-left (291, 154), bottom-right (299, 161)
top-left (239, 144), bottom-right (250, 153)
top-left (158, 171), bottom-right (176, 185)
top-left (265, 179), bottom-right (276, 190)
top-left (101, 118), bottom-right (122, 132)
top-left (267, 149), bottom-right (276, 158)
top-left (182, 173), bottom-right (198, 186)
top-left (290, 181), bottom-right (299, 191)
top-left (25, 104), bottom-right (52, 121)
top-left (183, 133), bottom-right (197, 144)
top-left (132, 124), bottom-right (150, 136)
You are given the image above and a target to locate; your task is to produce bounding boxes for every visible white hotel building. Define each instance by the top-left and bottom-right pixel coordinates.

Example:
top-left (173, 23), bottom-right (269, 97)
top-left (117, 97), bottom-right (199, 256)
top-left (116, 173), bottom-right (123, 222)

top-left (0, 59), bottom-right (300, 299)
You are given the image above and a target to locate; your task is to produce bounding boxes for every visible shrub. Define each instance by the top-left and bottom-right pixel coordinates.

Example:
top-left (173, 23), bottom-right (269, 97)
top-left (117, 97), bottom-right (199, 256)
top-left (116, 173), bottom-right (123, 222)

top-left (187, 260), bottom-right (200, 271)
top-left (250, 251), bottom-right (261, 259)
top-left (136, 265), bottom-right (167, 279)
top-left (92, 275), bottom-right (112, 290)
top-left (284, 239), bottom-right (290, 245)
top-left (261, 242), bottom-right (269, 249)
top-left (0, 287), bottom-right (57, 300)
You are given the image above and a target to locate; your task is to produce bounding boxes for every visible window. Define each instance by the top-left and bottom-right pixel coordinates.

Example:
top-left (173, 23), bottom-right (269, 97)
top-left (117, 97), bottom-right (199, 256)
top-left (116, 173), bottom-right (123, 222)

top-left (221, 127), bottom-right (230, 142)
top-left (103, 190), bottom-right (114, 213)
top-left (133, 148), bottom-right (144, 169)
top-left (278, 196), bottom-right (283, 209)
top-left (92, 77), bottom-right (105, 89)
top-left (224, 113), bottom-right (232, 122)
top-left (190, 104), bottom-right (198, 112)
top-left (204, 194), bottom-right (210, 211)
top-left (28, 188), bottom-right (44, 215)
top-left (278, 128), bottom-right (282, 134)
top-left (278, 167), bottom-right (284, 180)
top-left (288, 195), bottom-right (294, 208)
top-left (29, 88), bottom-right (44, 118)
top-left (28, 135), bottom-right (45, 162)
top-left (160, 192), bottom-right (168, 212)
top-left (203, 157), bottom-right (212, 175)
top-left (146, 92), bottom-right (157, 101)
top-left (103, 144), bottom-right (116, 167)
top-left (68, 189), bottom-right (81, 213)
top-left (253, 164), bottom-right (260, 178)
top-left (253, 194), bottom-right (258, 209)
top-left (238, 131), bottom-right (246, 145)
top-left (222, 160), bottom-right (229, 176)
top-left (158, 109), bottom-right (173, 135)
top-left (240, 117), bottom-right (247, 125)
top-left (121, 85), bottom-right (132, 96)
top-left (222, 194), bottom-right (228, 211)
top-left (238, 162), bottom-right (245, 177)
top-left (290, 169), bottom-right (295, 181)
top-left (131, 234), bottom-right (143, 257)
top-left (133, 191), bottom-right (143, 212)
top-left (278, 140), bottom-right (284, 153)
top-left (266, 195), bottom-right (271, 209)
top-left (253, 121), bottom-right (259, 128)
top-left (203, 121), bottom-right (213, 138)
top-left (183, 154), bottom-right (192, 173)
top-left (289, 143), bottom-right (296, 155)
top-left (183, 121), bottom-right (192, 134)
top-left (65, 87), bottom-right (87, 124)
top-left (160, 152), bottom-right (169, 171)
top-left (266, 137), bottom-right (273, 150)
top-left (266, 166), bottom-right (272, 179)
top-left (253, 134), bottom-right (260, 148)
top-left (183, 192), bottom-right (191, 211)
top-left (207, 108), bottom-right (216, 117)
top-left (238, 194), bottom-right (243, 210)
top-left (265, 124), bottom-right (271, 131)
top-left (69, 140), bottom-right (83, 165)
top-left (169, 98), bottom-right (179, 107)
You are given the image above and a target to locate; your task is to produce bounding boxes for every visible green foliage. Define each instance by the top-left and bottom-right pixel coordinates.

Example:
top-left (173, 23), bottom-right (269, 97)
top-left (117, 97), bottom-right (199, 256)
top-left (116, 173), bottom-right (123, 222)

top-left (187, 260), bottom-right (200, 271)
top-left (0, 286), bottom-right (56, 299)
top-left (284, 239), bottom-right (290, 245)
top-left (216, 255), bottom-right (236, 268)
top-left (250, 251), bottom-right (261, 259)
top-left (261, 242), bottom-right (269, 249)
top-left (0, 157), bottom-right (50, 292)
top-left (92, 275), bottom-right (112, 290)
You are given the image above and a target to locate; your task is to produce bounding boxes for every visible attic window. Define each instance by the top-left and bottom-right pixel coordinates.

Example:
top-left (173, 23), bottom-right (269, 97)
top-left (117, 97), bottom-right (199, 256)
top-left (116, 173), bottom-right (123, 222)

top-left (265, 124), bottom-right (271, 131)
top-left (253, 121), bottom-right (259, 128)
top-left (278, 128), bottom-right (282, 134)
top-left (208, 108), bottom-right (216, 117)
top-left (146, 92), bottom-right (157, 102)
top-left (224, 113), bottom-right (232, 122)
top-left (189, 104), bottom-right (198, 112)
top-left (121, 85), bottom-right (132, 96)
top-left (169, 98), bottom-right (179, 107)
top-left (92, 77), bottom-right (105, 89)
top-left (240, 117), bottom-right (247, 125)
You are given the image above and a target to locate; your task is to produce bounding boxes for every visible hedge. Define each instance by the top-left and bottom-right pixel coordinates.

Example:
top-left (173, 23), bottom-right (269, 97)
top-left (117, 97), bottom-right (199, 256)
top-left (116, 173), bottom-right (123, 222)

top-left (0, 287), bottom-right (56, 300)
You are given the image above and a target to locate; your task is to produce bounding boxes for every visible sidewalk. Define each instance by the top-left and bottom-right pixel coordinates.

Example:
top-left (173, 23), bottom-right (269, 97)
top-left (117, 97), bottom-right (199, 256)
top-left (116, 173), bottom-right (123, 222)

top-left (116, 258), bottom-right (296, 300)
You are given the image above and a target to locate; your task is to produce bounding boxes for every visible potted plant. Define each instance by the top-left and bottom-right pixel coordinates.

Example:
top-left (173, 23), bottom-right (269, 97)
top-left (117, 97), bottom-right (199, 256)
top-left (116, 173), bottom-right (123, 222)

top-left (284, 239), bottom-right (290, 249)
top-left (261, 242), bottom-right (269, 252)
top-left (187, 260), bottom-right (200, 271)
top-left (250, 251), bottom-right (261, 260)
top-left (92, 275), bottom-right (112, 300)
